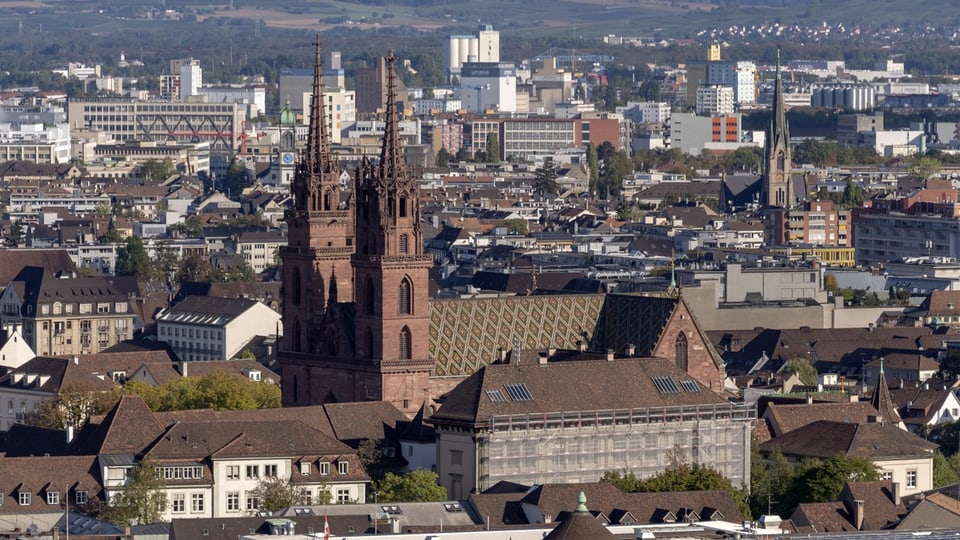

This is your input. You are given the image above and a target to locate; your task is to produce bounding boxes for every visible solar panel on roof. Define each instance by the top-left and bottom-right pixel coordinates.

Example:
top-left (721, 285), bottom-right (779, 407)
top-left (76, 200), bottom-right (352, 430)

top-left (679, 379), bottom-right (700, 393)
top-left (651, 376), bottom-right (680, 394)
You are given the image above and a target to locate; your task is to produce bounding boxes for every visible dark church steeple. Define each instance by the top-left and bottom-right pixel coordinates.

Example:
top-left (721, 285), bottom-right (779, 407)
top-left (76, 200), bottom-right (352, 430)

top-left (279, 33), bottom-right (355, 357)
top-left (762, 50), bottom-right (793, 208)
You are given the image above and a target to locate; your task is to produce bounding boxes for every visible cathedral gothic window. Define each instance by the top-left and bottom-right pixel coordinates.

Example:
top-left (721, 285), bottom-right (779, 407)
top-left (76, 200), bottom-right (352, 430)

top-left (399, 278), bottom-right (411, 315)
top-left (675, 333), bottom-right (688, 372)
top-left (399, 327), bottom-right (412, 360)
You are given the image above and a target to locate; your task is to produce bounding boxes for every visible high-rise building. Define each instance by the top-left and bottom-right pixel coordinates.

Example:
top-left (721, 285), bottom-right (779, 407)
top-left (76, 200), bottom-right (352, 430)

top-left (179, 59), bottom-right (202, 99)
top-left (696, 85), bottom-right (735, 116)
top-left (445, 25), bottom-right (500, 81)
top-left (356, 55), bottom-right (408, 114)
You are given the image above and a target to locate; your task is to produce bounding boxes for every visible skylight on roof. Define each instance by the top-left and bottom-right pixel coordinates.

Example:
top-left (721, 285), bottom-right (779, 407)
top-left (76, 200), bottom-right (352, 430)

top-left (504, 383), bottom-right (533, 401)
top-left (486, 389), bottom-right (507, 403)
top-left (651, 376), bottom-right (680, 394)
top-left (679, 379), bottom-right (700, 393)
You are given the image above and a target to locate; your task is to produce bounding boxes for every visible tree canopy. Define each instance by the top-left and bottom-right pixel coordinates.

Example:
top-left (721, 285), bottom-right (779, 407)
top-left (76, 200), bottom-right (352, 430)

top-left (28, 384), bottom-right (122, 431)
top-left (602, 453), bottom-right (749, 517)
top-left (124, 370), bottom-right (280, 412)
top-left (100, 456), bottom-right (166, 526)
top-left (372, 469), bottom-right (448, 503)
top-left (783, 358), bottom-right (818, 386)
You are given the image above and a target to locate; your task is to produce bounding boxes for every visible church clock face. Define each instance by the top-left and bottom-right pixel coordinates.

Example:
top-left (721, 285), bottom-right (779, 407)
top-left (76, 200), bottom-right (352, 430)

top-left (282, 152), bottom-right (295, 165)
top-left (776, 174), bottom-right (783, 181)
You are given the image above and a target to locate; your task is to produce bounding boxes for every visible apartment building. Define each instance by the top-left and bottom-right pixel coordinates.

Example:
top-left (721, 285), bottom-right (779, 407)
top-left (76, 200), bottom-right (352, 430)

top-left (0, 267), bottom-right (134, 356)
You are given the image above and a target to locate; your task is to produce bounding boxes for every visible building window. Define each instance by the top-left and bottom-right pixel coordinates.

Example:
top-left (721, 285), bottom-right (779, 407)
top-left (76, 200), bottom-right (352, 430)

top-left (399, 327), bottom-right (412, 360)
top-left (172, 494), bottom-right (185, 513)
top-left (291, 268), bottom-right (302, 306)
top-left (264, 464), bottom-right (278, 478)
top-left (398, 278), bottom-right (411, 315)
top-left (675, 333), bottom-right (688, 372)
top-left (319, 462), bottom-right (330, 476)
top-left (245, 465), bottom-right (259, 479)
top-left (246, 494), bottom-right (260, 512)
top-left (226, 492), bottom-right (240, 512)
top-left (365, 278), bottom-right (376, 315)
top-left (191, 493), bottom-right (204, 513)
top-left (338, 461), bottom-right (349, 475)
top-left (399, 233), bottom-right (409, 254)
top-left (18, 492), bottom-right (29, 506)
top-left (907, 470), bottom-right (917, 489)
top-left (226, 465), bottom-right (240, 480)
top-left (47, 491), bottom-right (59, 505)
top-left (76, 490), bottom-right (88, 505)
top-left (336, 489), bottom-right (350, 504)
top-left (450, 450), bottom-right (463, 466)
top-left (300, 462), bottom-right (311, 476)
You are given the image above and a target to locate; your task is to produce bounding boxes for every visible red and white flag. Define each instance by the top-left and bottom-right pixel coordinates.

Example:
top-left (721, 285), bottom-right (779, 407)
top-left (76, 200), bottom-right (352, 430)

top-left (323, 514), bottom-right (331, 540)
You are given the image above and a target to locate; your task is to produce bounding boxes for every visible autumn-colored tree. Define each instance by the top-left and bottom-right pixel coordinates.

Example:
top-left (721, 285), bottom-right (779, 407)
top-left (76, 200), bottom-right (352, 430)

top-left (124, 370), bottom-right (280, 412)
top-left (28, 384), bottom-right (122, 431)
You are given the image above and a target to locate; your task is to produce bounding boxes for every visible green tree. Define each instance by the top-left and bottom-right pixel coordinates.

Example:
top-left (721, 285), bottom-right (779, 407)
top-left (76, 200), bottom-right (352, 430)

top-left (27, 384), bottom-right (122, 431)
top-left (436, 147), bottom-right (452, 167)
top-left (484, 132), bottom-right (500, 163)
top-left (134, 158), bottom-right (176, 182)
top-left (602, 458), bottom-right (749, 517)
top-left (116, 236), bottom-right (156, 281)
top-left (600, 151), bottom-right (633, 199)
top-left (176, 253), bottom-right (216, 284)
top-left (586, 142), bottom-right (600, 196)
top-left (934, 452), bottom-right (959, 488)
top-left (533, 158), bottom-right (560, 200)
top-left (754, 450), bottom-right (878, 517)
top-left (124, 370), bottom-right (281, 412)
top-left (783, 358), bottom-right (818, 386)
top-left (6, 220), bottom-right (24, 247)
top-left (842, 179), bottom-right (864, 207)
top-left (501, 218), bottom-right (528, 234)
top-left (220, 159), bottom-right (250, 196)
top-left (250, 475), bottom-right (311, 512)
top-left (169, 215), bottom-right (203, 238)
top-left (358, 438), bottom-right (386, 481)
top-left (729, 146), bottom-right (762, 173)
top-left (824, 273), bottom-right (839, 293)
top-left (910, 155), bottom-right (941, 180)
top-left (100, 456), bottom-right (166, 526)
top-left (799, 454), bottom-right (878, 503)
top-left (217, 258), bottom-right (257, 283)
top-left (373, 469), bottom-right (448, 503)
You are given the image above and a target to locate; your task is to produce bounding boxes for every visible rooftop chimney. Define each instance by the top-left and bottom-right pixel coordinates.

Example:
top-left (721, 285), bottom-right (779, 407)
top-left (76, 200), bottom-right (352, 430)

top-left (626, 343), bottom-right (636, 357)
top-left (538, 352), bottom-right (549, 365)
top-left (606, 349), bottom-right (615, 362)
top-left (893, 482), bottom-right (901, 506)
top-left (853, 500), bottom-right (864, 530)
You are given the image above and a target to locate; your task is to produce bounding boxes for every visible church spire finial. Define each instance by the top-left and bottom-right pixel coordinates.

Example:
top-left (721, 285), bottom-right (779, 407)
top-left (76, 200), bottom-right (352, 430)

top-left (379, 49), bottom-right (405, 184)
top-left (306, 33), bottom-right (333, 176)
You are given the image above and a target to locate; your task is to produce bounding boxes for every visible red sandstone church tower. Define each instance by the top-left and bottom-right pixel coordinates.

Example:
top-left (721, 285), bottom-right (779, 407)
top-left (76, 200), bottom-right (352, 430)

top-left (351, 50), bottom-right (434, 414)
top-left (280, 48), bottom-right (433, 416)
top-left (279, 35), bottom-right (355, 356)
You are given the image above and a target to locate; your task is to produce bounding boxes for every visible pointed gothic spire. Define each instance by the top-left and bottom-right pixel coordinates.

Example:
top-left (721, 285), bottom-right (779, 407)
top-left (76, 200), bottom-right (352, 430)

top-left (772, 48), bottom-right (788, 148)
top-left (379, 49), bottom-right (406, 184)
top-left (306, 33), bottom-right (333, 176)
top-left (870, 357), bottom-right (902, 426)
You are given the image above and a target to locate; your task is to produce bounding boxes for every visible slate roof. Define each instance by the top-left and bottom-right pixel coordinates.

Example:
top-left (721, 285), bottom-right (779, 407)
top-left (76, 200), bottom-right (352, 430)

top-left (543, 492), bottom-right (615, 539)
top-left (322, 401), bottom-right (411, 445)
top-left (840, 480), bottom-right (906, 530)
top-left (430, 357), bottom-right (728, 427)
top-left (791, 502), bottom-right (856, 533)
top-left (10, 266), bottom-right (129, 307)
top-left (0, 455), bottom-right (101, 514)
top-left (763, 401), bottom-right (887, 437)
top-left (159, 295), bottom-right (261, 326)
top-left (0, 249), bottom-right (77, 286)
top-left (708, 327), bottom-right (937, 376)
top-left (0, 356), bottom-right (117, 394)
top-left (758, 420), bottom-right (937, 460)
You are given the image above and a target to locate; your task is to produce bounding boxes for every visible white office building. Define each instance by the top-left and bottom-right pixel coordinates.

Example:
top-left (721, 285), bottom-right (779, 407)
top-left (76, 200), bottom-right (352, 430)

top-left (697, 85), bottom-right (736, 116)
top-left (458, 62), bottom-right (517, 113)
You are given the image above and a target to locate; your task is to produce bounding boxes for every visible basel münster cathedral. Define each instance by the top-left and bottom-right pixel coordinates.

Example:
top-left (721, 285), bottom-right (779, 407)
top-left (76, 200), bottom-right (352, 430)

top-left (279, 36), bottom-right (726, 417)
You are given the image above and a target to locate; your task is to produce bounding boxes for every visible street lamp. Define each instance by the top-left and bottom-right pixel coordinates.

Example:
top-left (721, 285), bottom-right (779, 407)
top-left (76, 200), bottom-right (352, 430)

top-left (373, 491), bottom-right (379, 535)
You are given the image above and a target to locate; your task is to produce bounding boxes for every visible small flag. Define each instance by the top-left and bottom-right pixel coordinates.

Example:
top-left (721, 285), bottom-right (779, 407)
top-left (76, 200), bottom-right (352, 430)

top-left (324, 514), bottom-right (331, 540)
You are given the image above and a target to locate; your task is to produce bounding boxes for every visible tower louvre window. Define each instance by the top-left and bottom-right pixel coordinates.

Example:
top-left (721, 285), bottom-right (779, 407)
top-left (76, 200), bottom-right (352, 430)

top-left (399, 327), bottom-right (412, 360)
top-left (399, 233), bottom-right (409, 254)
